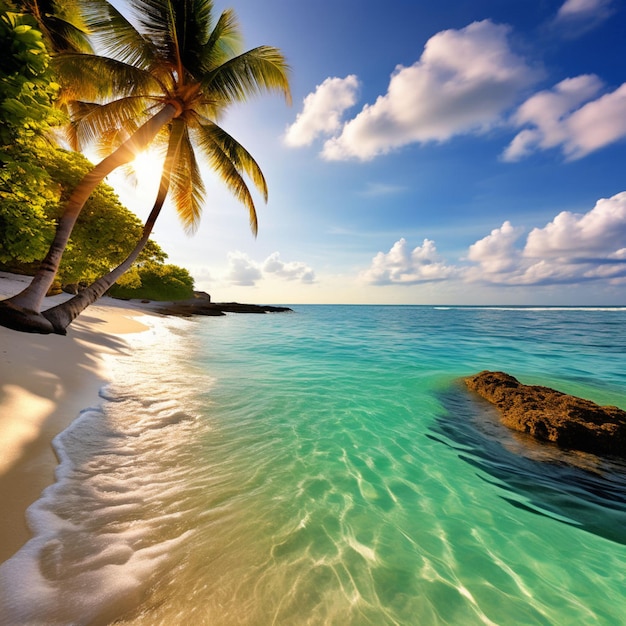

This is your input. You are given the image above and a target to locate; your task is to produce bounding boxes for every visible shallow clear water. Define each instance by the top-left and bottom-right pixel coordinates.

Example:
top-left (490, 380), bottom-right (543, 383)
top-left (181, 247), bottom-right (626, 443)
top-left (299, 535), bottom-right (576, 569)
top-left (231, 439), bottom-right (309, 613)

top-left (1, 305), bottom-right (626, 625)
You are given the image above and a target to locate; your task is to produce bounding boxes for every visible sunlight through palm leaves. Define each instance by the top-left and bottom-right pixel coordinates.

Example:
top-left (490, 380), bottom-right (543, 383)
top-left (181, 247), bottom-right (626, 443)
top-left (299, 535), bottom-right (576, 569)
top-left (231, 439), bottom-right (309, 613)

top-left (0, 0), bottom-right (290, 334)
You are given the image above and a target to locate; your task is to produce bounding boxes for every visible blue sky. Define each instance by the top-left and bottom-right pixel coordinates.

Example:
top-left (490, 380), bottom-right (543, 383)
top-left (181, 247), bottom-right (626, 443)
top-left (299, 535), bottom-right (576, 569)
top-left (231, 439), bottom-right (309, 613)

top-left (113, 0), bottom-right (626, 304)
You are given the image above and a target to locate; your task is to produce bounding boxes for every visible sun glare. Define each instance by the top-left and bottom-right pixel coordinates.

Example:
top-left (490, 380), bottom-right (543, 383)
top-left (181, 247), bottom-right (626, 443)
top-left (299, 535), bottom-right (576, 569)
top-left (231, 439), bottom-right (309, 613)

top-left (131, 149), bottom-right (165, 189)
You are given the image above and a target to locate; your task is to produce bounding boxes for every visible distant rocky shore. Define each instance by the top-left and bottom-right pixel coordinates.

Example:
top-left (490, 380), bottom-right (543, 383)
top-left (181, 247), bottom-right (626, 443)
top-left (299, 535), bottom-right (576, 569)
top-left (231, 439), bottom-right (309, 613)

top-left (465, 371), bottom-right (626, 458)
top-left (135, 291), bottom-right (293, 317)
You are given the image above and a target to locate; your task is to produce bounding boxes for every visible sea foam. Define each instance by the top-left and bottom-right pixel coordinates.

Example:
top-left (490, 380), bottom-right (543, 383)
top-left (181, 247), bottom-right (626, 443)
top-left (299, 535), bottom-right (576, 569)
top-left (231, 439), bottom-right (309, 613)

top-left (0, 316), bottom-right (209, 626)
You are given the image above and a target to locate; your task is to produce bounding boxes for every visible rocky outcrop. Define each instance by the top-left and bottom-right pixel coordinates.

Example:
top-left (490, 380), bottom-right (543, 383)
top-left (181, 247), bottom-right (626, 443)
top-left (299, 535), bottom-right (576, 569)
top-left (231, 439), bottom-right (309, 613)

top-left (149, 298), bottom-right (292, 317)
top-left (465, 371), bottom-right (626, 458)
top-left (112, 289), bottom-right (292, 317)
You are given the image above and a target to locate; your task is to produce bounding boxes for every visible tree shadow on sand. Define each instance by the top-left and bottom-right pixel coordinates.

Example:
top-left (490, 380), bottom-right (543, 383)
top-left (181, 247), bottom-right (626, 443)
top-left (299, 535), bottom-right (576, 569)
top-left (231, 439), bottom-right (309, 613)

top-left (428, 381), bottom-right (626, 546)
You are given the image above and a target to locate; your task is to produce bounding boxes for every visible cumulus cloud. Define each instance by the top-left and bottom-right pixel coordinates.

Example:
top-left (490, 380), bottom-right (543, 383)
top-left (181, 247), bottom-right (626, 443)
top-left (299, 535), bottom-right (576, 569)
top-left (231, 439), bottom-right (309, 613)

top-left (226, 251), bottom-right (315, 287)
top-left (360, 238), bottom-right (455, 285)
top-left (524, 192), bottom-right (626, 258)
top-left (504, 76), bottom-right (626, 161)
top-left (362, 193), bottom-right (626, 289)
top-left (320, 20), bottom-right (538, 161)
top-left (466, 221), bottom-right (525, 279)
top-left (227, 251), bottom-right (263, 286)
top-left (466, 192), bottom-right (626, 285)
top-left (284, 76), bottom-right (360, 147)
top-left (263, 252), bottom-right (315, 283)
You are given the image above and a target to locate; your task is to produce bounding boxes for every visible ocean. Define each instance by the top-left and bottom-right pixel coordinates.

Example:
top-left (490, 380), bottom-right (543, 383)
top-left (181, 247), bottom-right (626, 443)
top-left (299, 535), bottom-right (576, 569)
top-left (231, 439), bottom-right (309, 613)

top-left (1, 305), bottom-right (625, 625)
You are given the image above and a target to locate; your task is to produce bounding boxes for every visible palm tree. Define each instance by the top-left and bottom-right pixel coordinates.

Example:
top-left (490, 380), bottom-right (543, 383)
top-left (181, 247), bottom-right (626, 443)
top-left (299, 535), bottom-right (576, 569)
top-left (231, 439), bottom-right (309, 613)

top-left (17, 0), bottom-right (93, 54)
top-left (0, 0), bottom-right (290, 334)
top-left (43, 117), bottom-right (268, 331)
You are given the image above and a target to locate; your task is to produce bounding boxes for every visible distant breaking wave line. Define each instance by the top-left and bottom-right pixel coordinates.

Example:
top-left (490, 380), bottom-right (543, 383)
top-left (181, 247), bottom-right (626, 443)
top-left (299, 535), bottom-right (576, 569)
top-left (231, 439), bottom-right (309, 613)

top-left (433, 306), bottom-right (626, 312)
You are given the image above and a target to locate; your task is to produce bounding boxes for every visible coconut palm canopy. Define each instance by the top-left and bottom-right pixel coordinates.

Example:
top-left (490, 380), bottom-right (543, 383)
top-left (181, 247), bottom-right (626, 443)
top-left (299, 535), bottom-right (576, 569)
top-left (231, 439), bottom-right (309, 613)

top-left (0, 0), bottom-right (291, 334)
top-left (18, 0), bottom-right (93, 53)
top-left (60, 0), bottom-right (291, 234)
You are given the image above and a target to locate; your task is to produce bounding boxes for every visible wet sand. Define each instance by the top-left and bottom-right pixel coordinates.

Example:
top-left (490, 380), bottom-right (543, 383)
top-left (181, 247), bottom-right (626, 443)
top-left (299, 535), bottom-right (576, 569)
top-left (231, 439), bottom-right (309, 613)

top-left (0, 272), bottom-right (154, 562)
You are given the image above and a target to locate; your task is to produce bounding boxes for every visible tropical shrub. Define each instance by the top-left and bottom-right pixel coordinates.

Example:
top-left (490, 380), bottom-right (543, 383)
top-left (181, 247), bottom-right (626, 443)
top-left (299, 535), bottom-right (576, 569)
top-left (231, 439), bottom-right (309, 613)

top-left (108, 262), bottom-right (194, 301)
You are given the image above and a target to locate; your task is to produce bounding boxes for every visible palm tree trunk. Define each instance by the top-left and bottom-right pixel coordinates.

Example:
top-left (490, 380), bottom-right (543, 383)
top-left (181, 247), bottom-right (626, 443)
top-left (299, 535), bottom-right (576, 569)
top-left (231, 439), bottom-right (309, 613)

top-left (42, 162), bottom-right (172, 333)
top-left (0, 104), bottom-right (177, 334)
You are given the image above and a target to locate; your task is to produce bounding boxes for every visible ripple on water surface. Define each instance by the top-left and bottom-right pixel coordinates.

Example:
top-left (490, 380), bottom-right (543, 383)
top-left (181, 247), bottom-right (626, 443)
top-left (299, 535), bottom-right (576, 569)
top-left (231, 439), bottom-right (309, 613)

top-left (1, 306), bottom-right (625, 625)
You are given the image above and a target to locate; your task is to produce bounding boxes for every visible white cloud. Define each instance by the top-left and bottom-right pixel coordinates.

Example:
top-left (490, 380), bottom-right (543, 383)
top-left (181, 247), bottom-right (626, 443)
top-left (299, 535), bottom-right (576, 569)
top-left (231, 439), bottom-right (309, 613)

top-left (321, 20), bottom-right (538, 161)
top-left (466, 192), bottom-right (626, 285)
top-left (227, 251), bottom-right (263, 286)
top-left (504, 76), bottom-right (626, 161)
top-left (556, 0), bottom-right (613, 20)
top-left (466, 221), bottom-right (525, 279)
top-left (263, 252), bottom-right (315, 283)
top-left (284, 76), bottom-right (360, 147)
top-left (361, 238), bottom-right (455, 285)
top-left (553, 0), bottom-right (616, 38)
top-left (226, 251), bottom-right (315, 287)
top-left (361, 192), bottom-right (626, 289)
top-left (565, 85), bottom-right (626, 157)
top-left (524, 192), bottom-right (626, 258)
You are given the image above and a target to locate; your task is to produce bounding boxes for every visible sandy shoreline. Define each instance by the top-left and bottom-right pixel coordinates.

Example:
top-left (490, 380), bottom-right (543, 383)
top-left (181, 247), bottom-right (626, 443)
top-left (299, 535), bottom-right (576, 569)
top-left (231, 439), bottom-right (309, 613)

top-left (0, 272), bottom-right (157, 563)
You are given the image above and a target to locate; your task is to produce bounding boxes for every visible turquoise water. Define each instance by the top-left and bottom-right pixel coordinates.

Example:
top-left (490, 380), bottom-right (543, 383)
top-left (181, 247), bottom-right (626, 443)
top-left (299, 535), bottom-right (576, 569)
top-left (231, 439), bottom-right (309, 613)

top-left (1, 305), bottom-right (625, 625)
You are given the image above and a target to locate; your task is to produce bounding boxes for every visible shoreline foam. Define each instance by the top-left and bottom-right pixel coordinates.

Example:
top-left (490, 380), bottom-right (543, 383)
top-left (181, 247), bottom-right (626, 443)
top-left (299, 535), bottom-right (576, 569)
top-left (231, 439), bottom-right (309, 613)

top-left (0, 272), bottom-right (156, 563)
top-left (0, 307), bottom-right (201, 625)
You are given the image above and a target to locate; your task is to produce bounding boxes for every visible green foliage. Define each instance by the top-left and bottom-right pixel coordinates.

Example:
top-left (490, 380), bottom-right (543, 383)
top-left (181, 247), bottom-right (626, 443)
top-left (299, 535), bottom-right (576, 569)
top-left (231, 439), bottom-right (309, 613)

top-left (0, 9), bottom-right (64, 143)
top-left (0, 7), bottom-right (64, 264)
top-left (16, 0), bottom-right (93, 54)
top-left (0, 3), bottom-right (196, 310)
top-left (0, 140), bottom-right (57, 263)
top-left (42, 148), bottom-right (139, 283)
top-left (40, 148), bottom-right (169, 284)
top-left (109, 262), bottom-right (194, 301)
top-left (0, 141), bottom-right (171, 284)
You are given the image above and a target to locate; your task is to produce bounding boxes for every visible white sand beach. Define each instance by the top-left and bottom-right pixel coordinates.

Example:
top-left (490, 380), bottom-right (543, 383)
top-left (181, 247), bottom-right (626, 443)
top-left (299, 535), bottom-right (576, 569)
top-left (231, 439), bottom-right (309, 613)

top-left (0, 272), bottom-right (156, 562)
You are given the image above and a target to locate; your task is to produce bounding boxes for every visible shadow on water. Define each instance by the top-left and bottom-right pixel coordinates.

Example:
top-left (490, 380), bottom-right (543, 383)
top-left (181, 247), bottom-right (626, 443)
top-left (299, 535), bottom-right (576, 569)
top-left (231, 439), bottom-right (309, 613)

top-left (428, 382), bottom-right (626, 546)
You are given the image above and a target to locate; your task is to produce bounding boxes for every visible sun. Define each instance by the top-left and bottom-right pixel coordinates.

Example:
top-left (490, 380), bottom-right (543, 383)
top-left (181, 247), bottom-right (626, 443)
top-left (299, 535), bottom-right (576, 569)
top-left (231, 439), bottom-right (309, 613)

top-left (130, 148), bottom-right (165, 189)
top-left (107, 147), bottom-right (168, 216)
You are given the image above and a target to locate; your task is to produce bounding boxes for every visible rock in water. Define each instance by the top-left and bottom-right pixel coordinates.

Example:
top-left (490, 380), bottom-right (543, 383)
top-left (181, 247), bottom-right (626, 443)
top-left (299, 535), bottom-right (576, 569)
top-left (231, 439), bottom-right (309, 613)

top-left (465, 371), bottom-right (626, 458)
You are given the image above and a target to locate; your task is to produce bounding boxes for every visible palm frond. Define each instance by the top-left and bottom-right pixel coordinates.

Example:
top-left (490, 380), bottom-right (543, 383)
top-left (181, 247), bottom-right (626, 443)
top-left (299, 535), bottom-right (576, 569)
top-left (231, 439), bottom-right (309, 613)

top-left (67, 96), bottom-right (155, 150)
top-left (76, 0), bottom-right (157, 69)
top-left (156, 116), bottom-right (185, 190)
top-left (20, 0), bottom-right (93, 53)
top-left (169, 122), bottom-right (205, 233)
top-left (64, 100), bottom-right (100, 149)
top-left (187, 94), bottom-right (225, 122)
top-left (130, 0), bottom-right (180, 69)
top-left (92, 107), bottom-right (171, 158)
top-left (202, 46), bottom-right (291, 105)
top-left (194, 119), bottom-right (267, 201)
top-left (195, 8), bottom-right (241, 75)
top-left (192, 120), bottom-right (259, 235)
top-left (40, 14), bottom-right (93, 53)
top-left (54, 0), bottom-right (91, 31)
top-left (52, 53), bottom-right (166, 102)
top-left (186, 0), bottom-right (215, 46)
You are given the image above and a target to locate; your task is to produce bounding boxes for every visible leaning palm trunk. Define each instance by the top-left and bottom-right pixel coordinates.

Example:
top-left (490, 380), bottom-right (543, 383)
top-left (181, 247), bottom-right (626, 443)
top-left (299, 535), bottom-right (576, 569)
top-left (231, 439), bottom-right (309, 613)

top-left (0, 105), bottom-right (177, 334)
top-left (0, 0), bottom-right (290, 335)
top-left (41, 143), bottom-right (175, 334)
